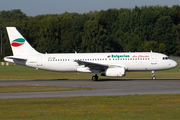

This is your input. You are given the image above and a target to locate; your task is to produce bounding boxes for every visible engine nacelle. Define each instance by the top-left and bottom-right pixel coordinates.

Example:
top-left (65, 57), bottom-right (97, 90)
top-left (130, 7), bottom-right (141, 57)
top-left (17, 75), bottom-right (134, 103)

top-left (101, 67), bottom-right (126, 77)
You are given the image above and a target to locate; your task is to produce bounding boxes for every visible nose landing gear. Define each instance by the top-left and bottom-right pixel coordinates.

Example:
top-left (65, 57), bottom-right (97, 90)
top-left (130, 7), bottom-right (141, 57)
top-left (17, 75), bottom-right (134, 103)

top-left (152, 71), bottom-right (156, 80)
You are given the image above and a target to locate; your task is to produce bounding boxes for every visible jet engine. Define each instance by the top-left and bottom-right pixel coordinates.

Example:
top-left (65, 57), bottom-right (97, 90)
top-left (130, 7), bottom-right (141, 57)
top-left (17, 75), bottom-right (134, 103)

top-left (101, 67), bottom-right (126, 77)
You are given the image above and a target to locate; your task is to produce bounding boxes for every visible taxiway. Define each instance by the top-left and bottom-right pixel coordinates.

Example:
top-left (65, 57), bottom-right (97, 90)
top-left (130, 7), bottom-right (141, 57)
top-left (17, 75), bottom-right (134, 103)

top-left (0, 79), bottom-right (180, 99)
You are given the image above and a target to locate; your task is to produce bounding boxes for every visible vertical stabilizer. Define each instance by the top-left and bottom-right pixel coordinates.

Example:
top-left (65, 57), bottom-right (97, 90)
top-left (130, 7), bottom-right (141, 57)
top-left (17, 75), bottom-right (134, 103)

top-left (6, 27), bottom-right (40, 56)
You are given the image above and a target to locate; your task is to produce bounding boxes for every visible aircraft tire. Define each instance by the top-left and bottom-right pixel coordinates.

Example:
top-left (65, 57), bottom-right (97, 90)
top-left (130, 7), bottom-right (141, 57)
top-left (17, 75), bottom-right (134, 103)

top-left (92, 75), bottom-right (98, 81)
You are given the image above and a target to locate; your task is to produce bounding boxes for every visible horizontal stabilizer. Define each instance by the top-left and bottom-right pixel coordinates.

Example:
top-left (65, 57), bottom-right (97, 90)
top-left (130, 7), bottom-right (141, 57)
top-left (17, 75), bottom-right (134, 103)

top-left (4, 56), bottom-right (28, 61)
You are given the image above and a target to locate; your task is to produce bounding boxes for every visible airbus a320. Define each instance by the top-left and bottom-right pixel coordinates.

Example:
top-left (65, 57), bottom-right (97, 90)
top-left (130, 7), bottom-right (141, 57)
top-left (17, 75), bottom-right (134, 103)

top-left (4, 27), bottom-right (177, 81)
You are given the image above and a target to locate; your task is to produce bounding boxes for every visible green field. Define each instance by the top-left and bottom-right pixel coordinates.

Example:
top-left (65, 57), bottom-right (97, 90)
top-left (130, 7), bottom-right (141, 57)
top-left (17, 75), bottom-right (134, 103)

top-left (0, 63), bottom-right (180, 79)
top-left (0, 94), bottom-right (180, 120)
top-left (0, 64), bottom-right (180, 120)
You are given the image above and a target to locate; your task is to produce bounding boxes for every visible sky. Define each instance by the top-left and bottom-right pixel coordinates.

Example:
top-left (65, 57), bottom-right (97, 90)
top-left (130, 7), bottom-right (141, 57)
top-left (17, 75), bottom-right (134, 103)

top-left (0, 0), bottom-right (180, 16)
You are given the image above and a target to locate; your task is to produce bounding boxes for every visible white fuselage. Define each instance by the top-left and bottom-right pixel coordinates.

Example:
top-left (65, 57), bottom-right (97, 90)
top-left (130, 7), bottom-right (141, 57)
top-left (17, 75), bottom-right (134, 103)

top-left (8, 52), bottom-right (177, 73)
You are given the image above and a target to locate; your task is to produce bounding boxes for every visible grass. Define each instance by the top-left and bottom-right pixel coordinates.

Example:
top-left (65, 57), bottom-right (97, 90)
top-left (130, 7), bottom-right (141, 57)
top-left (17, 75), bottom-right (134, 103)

top-left (0, 63), bottom-right (180, 79)
top-left (0, 94), bottom-right (180, 119)
top-left (0, 63), bottom-right (179, 119)
top-left (0, 86), bottom-right (93, 93)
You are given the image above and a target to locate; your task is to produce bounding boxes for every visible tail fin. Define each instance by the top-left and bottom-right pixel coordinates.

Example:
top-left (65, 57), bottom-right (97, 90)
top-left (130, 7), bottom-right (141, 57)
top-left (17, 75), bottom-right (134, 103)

top-left (6, 27), bottom-right (40, 56)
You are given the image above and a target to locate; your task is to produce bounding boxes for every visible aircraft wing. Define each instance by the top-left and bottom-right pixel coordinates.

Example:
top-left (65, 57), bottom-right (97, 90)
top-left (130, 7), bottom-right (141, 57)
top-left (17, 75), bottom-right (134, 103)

top-left (74, 60), bottom-right (108, 70)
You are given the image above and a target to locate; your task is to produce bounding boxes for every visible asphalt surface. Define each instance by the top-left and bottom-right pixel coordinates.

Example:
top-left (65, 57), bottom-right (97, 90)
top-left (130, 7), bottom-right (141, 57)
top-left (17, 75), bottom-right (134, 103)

top-left (0, 79), bottom-right (180, 99)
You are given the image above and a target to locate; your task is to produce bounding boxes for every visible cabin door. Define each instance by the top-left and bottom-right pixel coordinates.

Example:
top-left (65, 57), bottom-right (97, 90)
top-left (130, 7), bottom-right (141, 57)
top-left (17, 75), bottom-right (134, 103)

top-left (151, 54), bottom-right (157, 64)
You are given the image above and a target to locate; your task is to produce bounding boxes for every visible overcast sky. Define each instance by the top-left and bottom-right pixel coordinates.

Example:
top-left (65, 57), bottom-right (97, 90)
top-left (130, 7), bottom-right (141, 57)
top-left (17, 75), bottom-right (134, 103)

top-left (0, 0), bottom-right (180, 16)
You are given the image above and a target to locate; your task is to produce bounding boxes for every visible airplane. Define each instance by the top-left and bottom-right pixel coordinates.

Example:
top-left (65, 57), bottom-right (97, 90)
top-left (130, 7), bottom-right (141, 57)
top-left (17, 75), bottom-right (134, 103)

top-left (4, 27), bottom-right (177, 81)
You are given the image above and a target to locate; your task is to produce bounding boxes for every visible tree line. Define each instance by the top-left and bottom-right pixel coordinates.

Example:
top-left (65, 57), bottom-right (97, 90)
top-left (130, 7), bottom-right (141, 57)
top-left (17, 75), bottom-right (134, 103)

top-left (0, 5), bottom-right (180, 59)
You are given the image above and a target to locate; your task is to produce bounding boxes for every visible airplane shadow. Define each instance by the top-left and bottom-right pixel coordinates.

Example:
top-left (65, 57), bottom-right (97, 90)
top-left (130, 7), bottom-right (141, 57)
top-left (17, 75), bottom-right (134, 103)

top-left (96, 78), bottom-right (180, 82)
top-left (32, 78), bottom-right (180, 82)
top-left (1, 78), bottom-right (180, 82)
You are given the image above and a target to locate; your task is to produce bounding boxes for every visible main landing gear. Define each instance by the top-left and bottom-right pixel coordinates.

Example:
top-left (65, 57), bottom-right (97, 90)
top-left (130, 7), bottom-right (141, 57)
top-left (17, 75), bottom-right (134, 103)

top-left (92, 70), bottom-right (99, 81)
top-left (92, 75), bottom-right (98, 81)
top-left (152, 71), bottom-right (156, 80)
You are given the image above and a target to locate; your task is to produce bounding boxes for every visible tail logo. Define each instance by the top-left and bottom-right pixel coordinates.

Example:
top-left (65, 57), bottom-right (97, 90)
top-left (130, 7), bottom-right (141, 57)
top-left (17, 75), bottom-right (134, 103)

top-left (11, 38), bottom-right (25, 47)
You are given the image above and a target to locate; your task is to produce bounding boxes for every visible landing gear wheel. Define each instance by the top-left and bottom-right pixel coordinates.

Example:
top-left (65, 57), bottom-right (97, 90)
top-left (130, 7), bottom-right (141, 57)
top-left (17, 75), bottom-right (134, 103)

top-left (151, 71), bottom-right (156, 80)
top-left (92, 75), bottom-right (98, 81)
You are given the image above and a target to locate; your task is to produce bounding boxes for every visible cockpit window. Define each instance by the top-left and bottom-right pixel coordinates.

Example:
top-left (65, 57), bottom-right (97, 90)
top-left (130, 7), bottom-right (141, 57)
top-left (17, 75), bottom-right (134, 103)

top-left (162, 57), bottom-right (170, 60)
